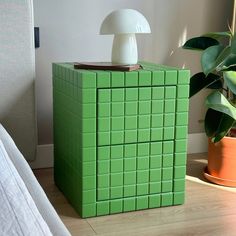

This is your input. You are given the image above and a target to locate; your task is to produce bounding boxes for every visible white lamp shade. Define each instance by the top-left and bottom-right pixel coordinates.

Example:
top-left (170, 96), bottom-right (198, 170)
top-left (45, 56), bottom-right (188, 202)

top-left (100, 9), bottom-right (151, 35)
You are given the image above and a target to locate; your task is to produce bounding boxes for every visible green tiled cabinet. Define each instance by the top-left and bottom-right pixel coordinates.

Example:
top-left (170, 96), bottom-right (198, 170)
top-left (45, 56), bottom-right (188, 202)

top-left (52, 62), bottom-right (190, 218)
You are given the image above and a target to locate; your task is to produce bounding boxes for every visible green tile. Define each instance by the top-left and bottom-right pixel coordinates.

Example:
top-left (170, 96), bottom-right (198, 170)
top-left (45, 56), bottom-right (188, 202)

top-left (97, 174), bottom-right (109, 188)
top-left (151, 128), bottom-right (163, 141)
top-left (111, 173), bottom-right (123, 186)
top-left (138, 129), bottom-right (150, 142)
top-left (177, 85), bottom-right (189, 98)
top-left (82, 147), bottom-right (96, 162)
top-left (139, 87), bottom-right (151, 100)
top-left (163, 141), bottom-right (174, 154)
top-left (139, 101), bottom-right (151, 114)
top-left (112, 88), bottom-right (125, 102)
top-left (165, 70), bottom-right (177, 85)
top-left (173, 192), bottom-right (185, 205)
top-left (83, 190), bottom-right (96, 204)
top-left (111, 117), bottom-right (124, 131)
top-left (152, 87), bottom-right (164, 100)
top-left (174, 166), bottom-right (186, 179)
top-left (175, 153), bottom-right (187, 166)
top-left (112, 102), bottom-right (124, 116)
top-left (162, 167), bottom-right (173, 180)
top-left (176, 112), bottom-right (188, 126)
top-left (111, 131), bottom-right (124, 144)
top-left (174, 179), bottom-right (185, 192)
top-left (165, 86), bottom-right (176, 99)
top-left (111, 186), bottom-right (123, 198)
top-left (138, 115), bottom-right (151, 129)
top-left (110, 199), bottom-right (123, 213)
top-left (149, 194), bottom-right (161, 208)
top-left (150, 182), bottom-right (161, 194)
top-left (150, 142), bottom-right (162, 155)
top-left (137, 183), bottom-right (149, 195)
top-left (164, 113), bottom-right (175, 127)
top-left (82, 204), bottom-right (96, 218)
top-left (150, 169), bottom-right (161, 182)
top-left (125, 130), bottom-right (138, 143)
top-left (125, 116), bottom-right (137, 130)
top-left (82, 133), bottom-right (96, 147)
top-left (163, 127), bottom-right (175, 140)
top-left (98, 103), bottom-right (110, 117)
top-left (164, 100), bottom-right (176, 113)
top-left (83, 176), bottom-right (96, 190)
top-left (111, 145), bottom-right (124, 159)
top-left (125, 88), bottom-right (138, 101)
top-left (97, 188), bottom-right (109, 200)
top-left (81, 89), bottom-right (96, 103)
top-left (151, 114), bottom-right (163, 128)
top-left (123, 198), bottom-right (135, 212)
top-left (152, 100), bottom-right (164, 114)
top-left (139, 70), bottom-right (151, 86)
top-left (98, 89), bottom-right (111, 102)
top-left (98, 132), bottom-right (110, 146)
top-left (124, 185), bottom-right (136, 197)
top-left (137, 157), bottom-right (149, 170)
top-left (125, 101), bottom-right (138, 115)
top-left (161, 193), bottom-right (173, 206)
top-left (97, 201), bottom-right (109, 216)
top-left (83, 161), bottom-right (96, 176)
top-left (175, 139), bottom-right (187, 153)
top-left (82, 104), bottom-right (96, 118)
top-left (111, 159), bottom-right (123, 173)
top-left (124, 158), bottom-right (136, 171)
top-left (162, 181), bottom-right (173, 192)
top-left (80, 71), bottom-right (96, 88)
top-left (111, 72), bottom-right (124, 87)
top-left (97, 160), bottom-right (110, 174)
top-left (177, 99), bottom-right (189, 112)
top-left (178, 70), bottom-right (190, 84)
top-left (137, 170), bottom-right (149, 183)
top-left (97, 72), bottom-right (110, 87)
top-left (124, 144), bottom-right (137, 158)
top-left (163, 154), bottom-right (174, 167)
top-left (152, 71), bottom-right (165, 85)
top-left (97, 146), bottom-right (110, 160)
top-left (136, 196), bottom-right (148, 210)
top-left (138, 143), bottom-right (149, 156)
top-left (150, 155), bottom-right (162, 169)
top-left (98, 117), bottom-right (110, 132)
top-left (82, 118), bottom-right (96, 133)
top-left (176, 126), bottom-right (188, 139)
top-left (124, 171), bottom-right (136, 185)
top-left (125, 71), bottom-right (138, 86)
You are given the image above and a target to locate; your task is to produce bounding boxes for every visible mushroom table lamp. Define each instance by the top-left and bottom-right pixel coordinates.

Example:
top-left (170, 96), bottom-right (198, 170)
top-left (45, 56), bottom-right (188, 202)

top-left (100, 9), bottom-right (151, 65)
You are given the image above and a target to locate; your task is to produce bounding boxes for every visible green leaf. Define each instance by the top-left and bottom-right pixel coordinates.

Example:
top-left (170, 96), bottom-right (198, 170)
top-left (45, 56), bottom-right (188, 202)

top-left (230, 34), bottom-right (236, 54)
top-left (206, 91), bottom-right (236, 120)
top-left (182, 37), bottom-right (219, 50)
top-left (201, 45), bottom-right (224, 75)
top-left (205, 108), bottom-right (235, 142)
top-left (224, 71), bottom-right (236, 95)
top-left (217, 54), bottom-right (236, 71)
top-left (189, 72), bottom-right (222, 97)
top-left (202, 31), bottom-right (232, 40)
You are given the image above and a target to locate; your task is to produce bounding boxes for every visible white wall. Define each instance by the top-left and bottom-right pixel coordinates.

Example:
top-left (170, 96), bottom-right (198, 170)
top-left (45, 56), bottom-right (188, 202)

top-left (34, 0), bottom-right (233, 144)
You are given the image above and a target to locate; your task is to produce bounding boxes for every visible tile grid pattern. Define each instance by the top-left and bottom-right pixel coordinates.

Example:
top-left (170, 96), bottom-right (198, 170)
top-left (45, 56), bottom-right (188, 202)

top-left (53, 62), bottom-right (189, 218)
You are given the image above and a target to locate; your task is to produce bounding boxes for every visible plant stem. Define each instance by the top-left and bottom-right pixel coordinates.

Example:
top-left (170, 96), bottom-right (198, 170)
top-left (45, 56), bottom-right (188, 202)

top-left (232, 0), bottom-right (236, 35)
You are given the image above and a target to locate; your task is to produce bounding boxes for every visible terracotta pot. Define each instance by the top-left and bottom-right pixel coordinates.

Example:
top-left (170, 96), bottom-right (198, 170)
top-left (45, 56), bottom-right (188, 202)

top-left (204, 136), bottom-right (236, 187)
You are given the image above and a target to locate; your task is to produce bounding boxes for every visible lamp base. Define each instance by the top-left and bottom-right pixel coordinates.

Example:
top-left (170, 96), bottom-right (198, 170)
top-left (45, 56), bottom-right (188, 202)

top-left (112, 34), bottom-right (138, 64)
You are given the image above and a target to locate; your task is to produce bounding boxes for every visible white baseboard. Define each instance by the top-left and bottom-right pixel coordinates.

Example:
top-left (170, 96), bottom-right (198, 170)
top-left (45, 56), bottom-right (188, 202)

top-left (29, 133), bottom-right (207, 169)
top-left (29, 144), bottom-right (54, 169)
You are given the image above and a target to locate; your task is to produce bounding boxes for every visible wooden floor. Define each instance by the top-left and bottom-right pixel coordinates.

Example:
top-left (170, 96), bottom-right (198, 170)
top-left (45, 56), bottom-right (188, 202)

top-left (34, 153), bottom-right (236, 236)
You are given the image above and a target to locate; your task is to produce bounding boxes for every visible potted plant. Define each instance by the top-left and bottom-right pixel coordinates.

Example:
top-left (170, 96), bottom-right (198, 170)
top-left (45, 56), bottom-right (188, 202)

top-left (183, 3), bottom-right (236, 186)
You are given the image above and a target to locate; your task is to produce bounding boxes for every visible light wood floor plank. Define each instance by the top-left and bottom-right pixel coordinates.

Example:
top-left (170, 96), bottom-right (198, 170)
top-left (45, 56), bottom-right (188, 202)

top-left (34, 153), bottom-right (236, 236)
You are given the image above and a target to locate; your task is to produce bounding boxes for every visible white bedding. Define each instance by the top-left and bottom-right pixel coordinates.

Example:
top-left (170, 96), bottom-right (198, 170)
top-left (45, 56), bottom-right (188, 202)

top-left (0, 140), bottom-right (52, 236)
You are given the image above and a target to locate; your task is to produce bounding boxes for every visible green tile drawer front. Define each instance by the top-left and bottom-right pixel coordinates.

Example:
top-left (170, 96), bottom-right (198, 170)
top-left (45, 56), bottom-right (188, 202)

top-left (53, 62), bottom-right (190, 218)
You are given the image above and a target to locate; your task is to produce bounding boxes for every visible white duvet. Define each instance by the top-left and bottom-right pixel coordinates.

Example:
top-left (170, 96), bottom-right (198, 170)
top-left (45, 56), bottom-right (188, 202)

top-left (0, 140), bottom-right (52, 236)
